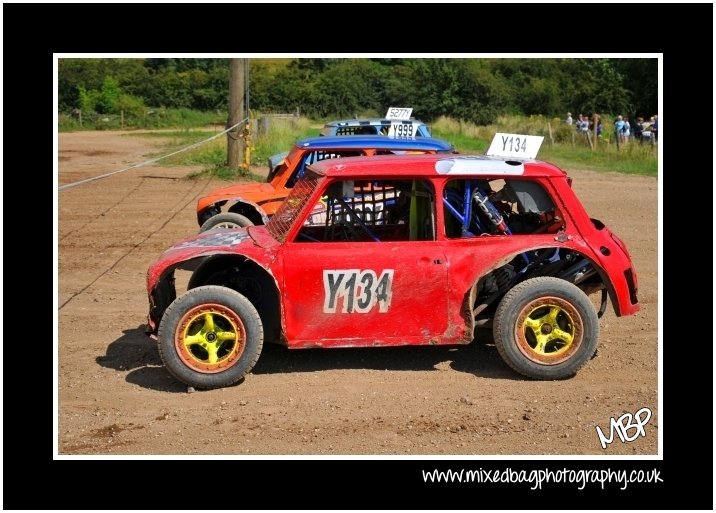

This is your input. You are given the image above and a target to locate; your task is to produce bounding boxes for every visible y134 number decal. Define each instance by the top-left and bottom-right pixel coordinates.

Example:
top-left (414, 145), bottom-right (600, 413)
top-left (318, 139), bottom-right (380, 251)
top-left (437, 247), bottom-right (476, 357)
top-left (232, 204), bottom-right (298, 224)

top-left (323, 269), bottom-right (394, 313)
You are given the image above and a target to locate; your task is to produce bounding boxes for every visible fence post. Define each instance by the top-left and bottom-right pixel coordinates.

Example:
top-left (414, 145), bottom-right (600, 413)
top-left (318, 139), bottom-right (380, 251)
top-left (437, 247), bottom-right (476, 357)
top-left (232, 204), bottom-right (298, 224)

top-left (592, 113), bottom-right (598, 149)
top-left (258, 117), bottom-right (270, 137)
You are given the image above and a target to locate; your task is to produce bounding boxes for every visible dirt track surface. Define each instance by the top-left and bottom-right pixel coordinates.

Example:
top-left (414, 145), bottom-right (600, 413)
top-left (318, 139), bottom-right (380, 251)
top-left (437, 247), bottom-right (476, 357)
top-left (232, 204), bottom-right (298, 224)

top-left (57, 130), bottom-right (659, 456)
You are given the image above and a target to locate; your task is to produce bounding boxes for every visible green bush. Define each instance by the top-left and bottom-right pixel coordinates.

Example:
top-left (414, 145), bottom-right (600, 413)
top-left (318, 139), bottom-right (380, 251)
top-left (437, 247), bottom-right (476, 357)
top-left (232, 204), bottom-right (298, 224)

top-left (161, 114), bottom-right (317, 180)
top-left (59, 109), bottom-right (656, 177)
top-left (58, 107), bottom-right (225, 132)
top-left (251, 116), bottom-right (314, 164)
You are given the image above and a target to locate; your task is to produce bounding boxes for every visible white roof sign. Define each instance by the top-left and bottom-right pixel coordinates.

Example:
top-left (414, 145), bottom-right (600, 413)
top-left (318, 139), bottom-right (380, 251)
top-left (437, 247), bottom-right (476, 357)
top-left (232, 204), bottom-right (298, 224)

top-left (486, 133), bottom-right (544, 159)
top-left (385, 107), bottom-right (413, 120)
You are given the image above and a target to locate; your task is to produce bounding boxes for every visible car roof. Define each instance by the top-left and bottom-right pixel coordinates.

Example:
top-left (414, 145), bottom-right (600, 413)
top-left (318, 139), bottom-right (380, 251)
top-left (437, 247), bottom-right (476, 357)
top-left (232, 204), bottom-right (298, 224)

top-left (308, 153), bottom-right (568, 179)
top-left (294, 135), bottom-right (453, 151)
top-left (324, 118), bottom-right (427, 127)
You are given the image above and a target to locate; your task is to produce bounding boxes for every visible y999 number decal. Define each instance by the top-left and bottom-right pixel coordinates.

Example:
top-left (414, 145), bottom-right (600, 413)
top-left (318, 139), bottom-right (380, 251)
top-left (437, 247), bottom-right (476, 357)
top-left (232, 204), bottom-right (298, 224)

top-left (389, 122), bottom-right (415, 138)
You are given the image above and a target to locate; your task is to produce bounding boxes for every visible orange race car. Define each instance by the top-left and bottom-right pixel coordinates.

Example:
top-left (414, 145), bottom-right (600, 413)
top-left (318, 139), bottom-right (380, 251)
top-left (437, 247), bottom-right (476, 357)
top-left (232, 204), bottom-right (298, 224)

top-left (195, 134), bottom-right (455, 231)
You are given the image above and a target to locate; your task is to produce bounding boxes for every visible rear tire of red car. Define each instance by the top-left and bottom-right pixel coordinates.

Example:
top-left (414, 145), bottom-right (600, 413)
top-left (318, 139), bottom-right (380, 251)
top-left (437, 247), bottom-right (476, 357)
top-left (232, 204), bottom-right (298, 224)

top-left (158, 285), bottom-right (264, 389)
top-left (492, 277), bottom-right (598, 380)
top-left (199, 212), bottom-right (254, 232)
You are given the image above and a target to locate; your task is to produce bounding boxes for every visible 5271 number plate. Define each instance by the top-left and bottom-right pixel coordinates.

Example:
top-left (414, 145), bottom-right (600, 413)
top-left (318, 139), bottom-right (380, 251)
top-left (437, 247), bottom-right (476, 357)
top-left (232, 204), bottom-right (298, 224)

top-left (385, 107), bottom-right (413, 120)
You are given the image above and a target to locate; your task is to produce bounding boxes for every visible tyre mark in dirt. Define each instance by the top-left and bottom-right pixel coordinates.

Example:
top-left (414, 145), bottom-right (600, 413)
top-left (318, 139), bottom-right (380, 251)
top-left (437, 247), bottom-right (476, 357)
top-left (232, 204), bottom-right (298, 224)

top-left (59, 177), bottom-right (213, 311)
top-left (59, 178), bottom-right (148, 242)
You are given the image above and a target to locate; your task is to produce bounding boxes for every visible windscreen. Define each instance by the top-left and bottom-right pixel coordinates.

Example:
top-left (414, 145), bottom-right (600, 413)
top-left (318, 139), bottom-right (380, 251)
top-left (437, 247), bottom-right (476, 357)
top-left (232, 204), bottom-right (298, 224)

top-left (266, 172), bottom-right (322, 242)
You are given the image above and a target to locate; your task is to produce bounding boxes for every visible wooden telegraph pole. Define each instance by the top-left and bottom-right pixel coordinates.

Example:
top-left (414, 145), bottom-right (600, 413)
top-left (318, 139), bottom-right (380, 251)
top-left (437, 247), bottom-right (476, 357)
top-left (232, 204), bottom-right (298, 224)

top-left (227, 58), bottom-right (246, 172)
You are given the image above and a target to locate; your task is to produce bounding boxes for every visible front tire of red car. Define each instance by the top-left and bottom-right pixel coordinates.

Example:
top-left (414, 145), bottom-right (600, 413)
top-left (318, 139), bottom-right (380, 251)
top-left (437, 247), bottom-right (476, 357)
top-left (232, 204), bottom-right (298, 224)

top-left (158, 285), bottom-right (264, 390)
top-left (199, 212), bottom-right (254, 232)
top-left (492, 277), bottom-right (598, 380)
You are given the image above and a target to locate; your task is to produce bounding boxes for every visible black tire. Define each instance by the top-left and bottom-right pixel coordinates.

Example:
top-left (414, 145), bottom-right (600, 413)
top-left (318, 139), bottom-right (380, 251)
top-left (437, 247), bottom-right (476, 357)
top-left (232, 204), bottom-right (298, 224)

top-left (199, 212), bottom-right (253, 232)
top-left (493, 277), bottom-right (598, 380)
top-left (157, 285), bottom-right (263, 389)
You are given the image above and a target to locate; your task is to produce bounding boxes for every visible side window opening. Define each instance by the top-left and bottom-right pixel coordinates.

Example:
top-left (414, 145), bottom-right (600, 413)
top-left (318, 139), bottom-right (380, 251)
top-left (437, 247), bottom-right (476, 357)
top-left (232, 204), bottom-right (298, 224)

top-left (296, 179), bottom-right (436, 243)
top-left (335, 125), bottom-right (379, 135)
top-left (443, 178), bottom-right (563, 238)
top-left (286, 150), bottom-right (362, 188)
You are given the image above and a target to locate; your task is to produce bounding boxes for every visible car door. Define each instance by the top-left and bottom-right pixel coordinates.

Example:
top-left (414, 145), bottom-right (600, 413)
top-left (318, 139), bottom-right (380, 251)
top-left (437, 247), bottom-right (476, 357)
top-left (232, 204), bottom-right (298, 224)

top-left (279, 178), bottom-right (448, 348)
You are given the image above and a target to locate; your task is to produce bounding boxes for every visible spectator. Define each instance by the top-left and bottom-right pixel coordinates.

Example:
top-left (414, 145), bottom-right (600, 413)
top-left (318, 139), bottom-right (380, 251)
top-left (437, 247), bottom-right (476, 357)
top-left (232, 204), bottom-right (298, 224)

top-left (633, 116), bottom-right (644, 142)
top-left (652, 115), bottom-right (658, 142)
top-left (614, 115), bottom-right (627, 144)
top-left (622, 115), bottom-right (631, 141)
top-left (595, 114), bottom-right (603, 137)
top-left (577, 114), bottom-right (589, 132)
top-left (566, 112), bottom-right (573, 125)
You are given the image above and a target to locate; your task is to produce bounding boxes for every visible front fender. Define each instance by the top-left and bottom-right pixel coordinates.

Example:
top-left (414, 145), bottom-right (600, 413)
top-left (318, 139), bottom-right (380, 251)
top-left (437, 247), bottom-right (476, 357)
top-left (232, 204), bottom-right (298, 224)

top-left (147, 230), bottom-right (255, 290)
top-left (146, 228), bottom-right (277, 335)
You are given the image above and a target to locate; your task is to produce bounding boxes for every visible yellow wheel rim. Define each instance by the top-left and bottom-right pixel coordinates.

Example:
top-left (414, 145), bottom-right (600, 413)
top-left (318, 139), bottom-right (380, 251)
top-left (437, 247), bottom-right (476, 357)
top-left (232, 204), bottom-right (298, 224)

top-left (515, 296), bottom-right (583, 365)
top-left (175, 303), bottom-right (245, 373)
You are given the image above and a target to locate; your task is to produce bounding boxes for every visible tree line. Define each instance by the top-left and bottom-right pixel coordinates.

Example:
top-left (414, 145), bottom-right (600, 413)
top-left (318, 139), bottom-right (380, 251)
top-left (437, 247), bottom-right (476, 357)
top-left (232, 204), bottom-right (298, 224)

top-left (58, 58), bottom-right (657, 125)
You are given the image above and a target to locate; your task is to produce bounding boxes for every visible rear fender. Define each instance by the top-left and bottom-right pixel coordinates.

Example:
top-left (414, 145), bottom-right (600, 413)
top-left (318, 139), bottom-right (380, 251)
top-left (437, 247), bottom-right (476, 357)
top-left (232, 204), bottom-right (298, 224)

top-left (228, 200), bottom-right (270, 226)
top-left (198, 195), bottom-right (270, 225)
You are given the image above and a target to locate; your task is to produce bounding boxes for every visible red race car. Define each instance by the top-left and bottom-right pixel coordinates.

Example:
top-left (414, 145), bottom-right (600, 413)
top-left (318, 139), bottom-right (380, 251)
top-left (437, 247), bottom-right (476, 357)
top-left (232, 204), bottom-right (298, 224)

top-left (146, 136), bottom-right (639, 390)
